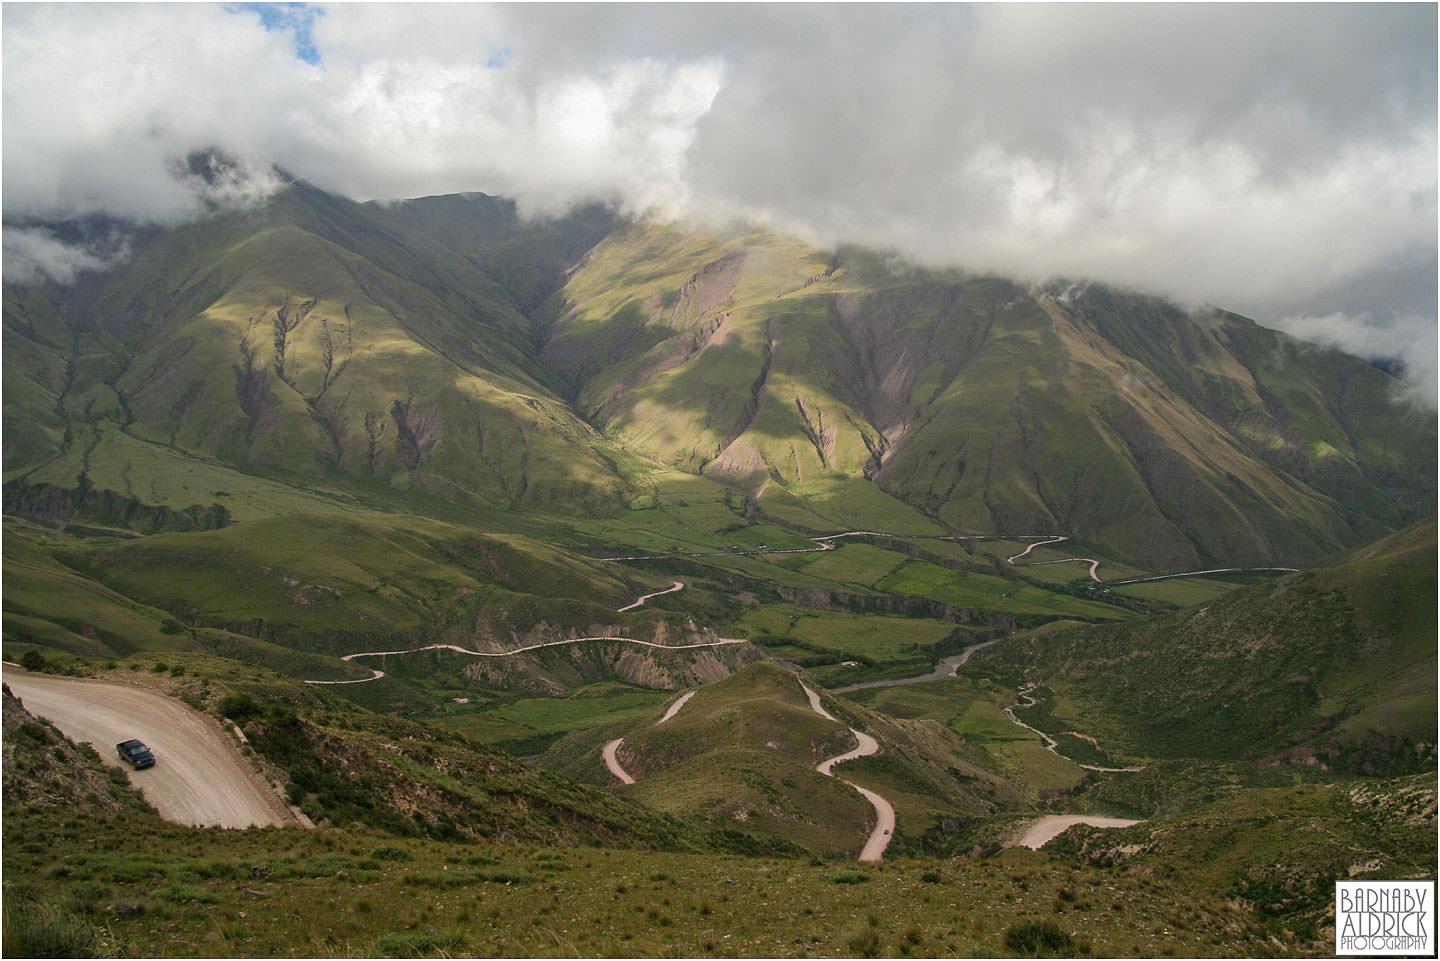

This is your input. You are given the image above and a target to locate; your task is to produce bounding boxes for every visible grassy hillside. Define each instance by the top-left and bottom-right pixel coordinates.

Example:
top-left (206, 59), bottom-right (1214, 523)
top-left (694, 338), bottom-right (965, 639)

top-left (543, 662), bottom-right (1021, 857)
top-left (6, 661), bottom-right (1421, 959)
top-left (3, 182), bottom-right (636, 525)
top-left (1047, 773), bottom-right (1437, 934)
top-left (2, 513), bottom-right (710, 683)
top-left (972, 520), bottom-right (1438, 772)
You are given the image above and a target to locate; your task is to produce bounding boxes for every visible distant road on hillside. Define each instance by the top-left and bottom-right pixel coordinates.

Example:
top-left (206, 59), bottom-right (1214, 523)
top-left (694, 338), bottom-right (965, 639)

top-left (5, 670), bottom-right (303, 829)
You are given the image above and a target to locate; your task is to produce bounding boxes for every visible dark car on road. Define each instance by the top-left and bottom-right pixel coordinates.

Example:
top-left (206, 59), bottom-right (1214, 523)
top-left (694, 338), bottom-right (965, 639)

top-left (116, 739), bottom-right (156, 769)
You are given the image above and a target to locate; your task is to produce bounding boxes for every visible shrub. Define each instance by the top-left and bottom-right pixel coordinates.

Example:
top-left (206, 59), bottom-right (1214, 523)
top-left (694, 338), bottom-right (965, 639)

top-left (20, 650), bottom-right (46, 672)
top-left (155, 884), bottom-right (220, 904)
top-left (1003, 920), bottom-right (1077, 956)
top-left (846, 928), bottom-right (882, 957)
top-left (830, 869), bottom-right (869, 885)
top-left (65, 883), bottom-right (111, 918)
top-left (371, 845), bottom-right (411, 862)
top-left (2, 902), bottom-right (106, 958)
top-left (374, 931), bottom-right (466, 957)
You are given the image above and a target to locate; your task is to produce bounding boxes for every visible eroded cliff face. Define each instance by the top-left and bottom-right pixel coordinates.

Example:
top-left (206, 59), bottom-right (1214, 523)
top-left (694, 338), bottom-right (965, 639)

top-left (461, 635), bottom-right (765, 696)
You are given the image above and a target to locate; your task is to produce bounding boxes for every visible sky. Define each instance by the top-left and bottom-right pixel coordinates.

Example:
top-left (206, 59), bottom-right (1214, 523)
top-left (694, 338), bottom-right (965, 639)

top-left (3, 2), bottom-right (1436, 399)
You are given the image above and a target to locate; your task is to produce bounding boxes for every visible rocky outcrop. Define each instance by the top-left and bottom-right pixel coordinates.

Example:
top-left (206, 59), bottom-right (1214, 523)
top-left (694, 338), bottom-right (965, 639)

top-left (3, 478), bottom-right (231, 534)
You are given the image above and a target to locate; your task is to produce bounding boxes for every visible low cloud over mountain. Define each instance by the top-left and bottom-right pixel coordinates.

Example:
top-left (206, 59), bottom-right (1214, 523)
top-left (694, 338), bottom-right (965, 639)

top-left (4, 3), bottom-right (1434, 397)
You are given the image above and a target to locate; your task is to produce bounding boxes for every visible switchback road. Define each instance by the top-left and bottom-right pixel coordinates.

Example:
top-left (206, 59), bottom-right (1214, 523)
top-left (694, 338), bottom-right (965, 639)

top-left (800, 681), bottom-right (895, 862)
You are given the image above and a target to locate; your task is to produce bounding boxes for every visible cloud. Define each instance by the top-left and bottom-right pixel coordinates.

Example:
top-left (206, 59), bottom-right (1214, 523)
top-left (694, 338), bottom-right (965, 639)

top-left (1271, 311), bottom-right (1438, 405)
top-left (2, 3), bottom-right (1434, 395)
top-left (2, 226), bottom-right (122, 284)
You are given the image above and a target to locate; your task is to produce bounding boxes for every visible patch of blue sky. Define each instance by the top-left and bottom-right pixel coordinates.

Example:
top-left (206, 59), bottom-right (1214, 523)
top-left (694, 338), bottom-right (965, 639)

top-left (226, 2), bottom-right (325, 67)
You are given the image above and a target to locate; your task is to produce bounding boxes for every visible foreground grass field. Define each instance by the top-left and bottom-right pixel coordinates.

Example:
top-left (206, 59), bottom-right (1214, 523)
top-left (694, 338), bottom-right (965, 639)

top-left (4, 812), bottom-right (1299, 959)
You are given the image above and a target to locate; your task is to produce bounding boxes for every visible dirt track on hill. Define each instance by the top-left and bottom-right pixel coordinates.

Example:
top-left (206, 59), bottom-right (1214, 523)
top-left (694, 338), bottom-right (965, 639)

top-left (5, 670), bottom-right (303, 829)
top-left (801, 681), bottom-right (895, 862)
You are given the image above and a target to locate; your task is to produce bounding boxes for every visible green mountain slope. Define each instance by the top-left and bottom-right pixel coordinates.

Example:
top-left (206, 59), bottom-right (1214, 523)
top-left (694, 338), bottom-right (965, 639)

top-left (973, 519), bottom-right (1437, 772)
top-left (3, 183), bottom-right (635, 521)
top-left (2, 512), bottom-right (720, 682)
top-left (6, 186), bottom-right (1432, 572)
top-left (545, 225), bottom-right (1434, 568)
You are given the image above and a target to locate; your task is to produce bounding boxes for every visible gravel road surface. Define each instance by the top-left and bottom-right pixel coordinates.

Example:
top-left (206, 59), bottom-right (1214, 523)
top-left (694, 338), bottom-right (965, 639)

top-left (1013, 815), bottom-right (1142, 850)
top-left (6, 670), bottom-right (303, 829)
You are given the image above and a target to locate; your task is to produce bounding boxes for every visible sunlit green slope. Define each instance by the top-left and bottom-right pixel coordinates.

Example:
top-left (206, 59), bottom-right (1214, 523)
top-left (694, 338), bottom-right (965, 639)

top-left (3, 182), bottom-right (634, 520)
top-left (546, 225), bottom-right (1434, 568)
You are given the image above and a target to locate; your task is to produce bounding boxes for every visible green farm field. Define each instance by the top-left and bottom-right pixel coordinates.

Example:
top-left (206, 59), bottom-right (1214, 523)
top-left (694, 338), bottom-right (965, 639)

top-left (877, 559), bottom-right (1132, 621)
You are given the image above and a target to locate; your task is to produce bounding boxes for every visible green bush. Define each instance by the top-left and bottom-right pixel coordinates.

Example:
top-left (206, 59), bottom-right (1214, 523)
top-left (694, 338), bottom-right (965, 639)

top-left (830, 869), bottom-right (869, 884)
top-left (476, 869), bottom-right (533, 885)
top-left (845, 927), bottom-right (882, 957)
top-left (375, 931), bottom-right (467, 957)
top-left (2, 901), bottom-right (107, 958)
top-left (155, 884), bottom-right (220, 904)
top-left (1003, 920), bottom-right (1078, 956)
top-left (371, 845), bottom-right (412, 862)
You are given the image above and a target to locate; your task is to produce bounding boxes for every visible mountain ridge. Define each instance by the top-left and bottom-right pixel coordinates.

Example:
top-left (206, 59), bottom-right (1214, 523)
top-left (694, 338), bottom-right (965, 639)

top-left (4, 180), bottom-right (1433, 571)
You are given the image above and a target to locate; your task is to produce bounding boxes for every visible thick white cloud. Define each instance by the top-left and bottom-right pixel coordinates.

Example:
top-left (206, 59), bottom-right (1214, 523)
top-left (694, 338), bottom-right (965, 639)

top-left (3, 3), bottom-right (1434, 398)
top-left (2, 3), bottom-right (304, 222)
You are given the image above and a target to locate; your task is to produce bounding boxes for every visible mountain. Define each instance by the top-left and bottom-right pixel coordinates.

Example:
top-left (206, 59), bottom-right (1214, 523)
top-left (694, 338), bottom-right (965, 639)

top-left (3, 182), bottom-right (638, 523)
top-left (5, 181), bottom-right (1432, 577)
top-left (544, 224), bottom-right (1434, 568)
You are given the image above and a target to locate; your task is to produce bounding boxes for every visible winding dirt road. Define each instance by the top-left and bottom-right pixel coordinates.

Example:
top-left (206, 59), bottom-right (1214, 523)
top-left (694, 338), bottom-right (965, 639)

top-left (600, 529), bottom-right (1296, 595)
top-left (800, 681), bottom-right (895, 862)
top-left (308, 581), bottom-right (742, 685)
top-left (615, 580), bottom-right (686, 612)
top-left (5, 670), bottom-right (302, 829)
top-left (831, 635), bottom-right (1005, 693)
top-left (310, 634), bottom-right (747, 685)
top-left (1002, 683), bottom-right (1146, 773)
top-left (601, 679), bottom-right (895, 862)
top-left (601, 737), bottom-right (636, 785)
top-left (602, 689), bottom-right (696, 784)
top-left (1006, 535), bottom-right (1104, 582)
